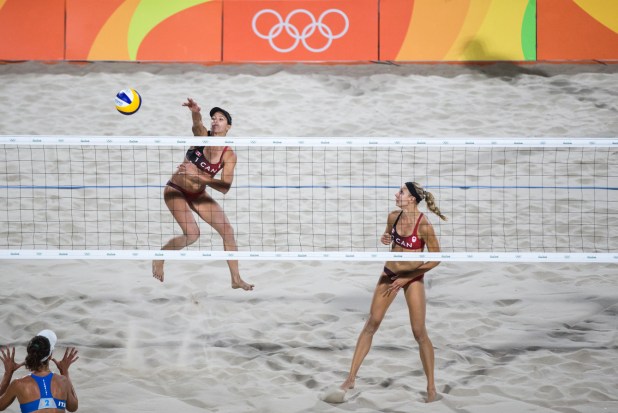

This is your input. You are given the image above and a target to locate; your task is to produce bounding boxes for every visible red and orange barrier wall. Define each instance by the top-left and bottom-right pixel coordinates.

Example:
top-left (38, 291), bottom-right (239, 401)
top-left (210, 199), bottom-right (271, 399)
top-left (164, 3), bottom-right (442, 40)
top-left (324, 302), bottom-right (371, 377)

top-left (0, 0), bottom-right (616, 62)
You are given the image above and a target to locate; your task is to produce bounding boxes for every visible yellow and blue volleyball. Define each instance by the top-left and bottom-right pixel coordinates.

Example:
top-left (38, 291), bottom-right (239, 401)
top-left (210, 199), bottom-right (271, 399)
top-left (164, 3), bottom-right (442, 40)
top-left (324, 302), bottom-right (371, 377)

top-left (114, 88), bottom-right (142, 115)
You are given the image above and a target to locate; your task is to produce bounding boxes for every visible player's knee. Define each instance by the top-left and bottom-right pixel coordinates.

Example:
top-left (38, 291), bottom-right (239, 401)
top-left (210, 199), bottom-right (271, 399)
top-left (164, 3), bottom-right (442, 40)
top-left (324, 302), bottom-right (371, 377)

top-left (217, 224), bottom-right (235, 240)
top-left (363, 316), bottom-right (382, 335)
top-left (186, 229), bottom-right (200, 244)
top-left (412, 326), bottom-right (428, 343)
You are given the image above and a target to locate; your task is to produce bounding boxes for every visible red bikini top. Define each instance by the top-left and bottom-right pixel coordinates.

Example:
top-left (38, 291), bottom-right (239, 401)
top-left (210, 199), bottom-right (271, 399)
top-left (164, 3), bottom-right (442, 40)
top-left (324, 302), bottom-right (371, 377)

top-left (186, 146), bottom-right (229, 177)
top-left (391, 212), bottom-right (425, 250)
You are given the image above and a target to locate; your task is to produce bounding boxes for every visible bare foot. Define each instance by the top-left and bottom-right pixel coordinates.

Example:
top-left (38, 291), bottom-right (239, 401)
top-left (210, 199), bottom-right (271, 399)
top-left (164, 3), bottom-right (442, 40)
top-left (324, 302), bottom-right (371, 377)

top-left (340, 377), bottom-right (355, 391)
top-left (152, 260), bottom-right (165, 282)
top-left (232, 276), bottom-right (254, 291)
top-left (426, 387), bottom-right (437, 403)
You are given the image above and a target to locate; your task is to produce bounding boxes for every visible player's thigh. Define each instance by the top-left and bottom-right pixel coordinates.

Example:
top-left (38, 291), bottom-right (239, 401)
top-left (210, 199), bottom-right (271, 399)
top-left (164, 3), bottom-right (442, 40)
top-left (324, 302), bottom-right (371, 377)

top-left (191, 194), bottom-right (232, 234)
top-left (403, 280), bottom-right (427, 331)
top-left (164, 187), bottom-right (199, 233)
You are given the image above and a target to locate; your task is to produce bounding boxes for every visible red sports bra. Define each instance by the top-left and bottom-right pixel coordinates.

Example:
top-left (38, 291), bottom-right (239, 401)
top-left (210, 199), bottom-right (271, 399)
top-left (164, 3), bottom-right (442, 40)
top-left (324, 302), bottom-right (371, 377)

top-left (391, 212), bottom-right (425, 250)
top-left (186, 146), bottom-right (229, 177)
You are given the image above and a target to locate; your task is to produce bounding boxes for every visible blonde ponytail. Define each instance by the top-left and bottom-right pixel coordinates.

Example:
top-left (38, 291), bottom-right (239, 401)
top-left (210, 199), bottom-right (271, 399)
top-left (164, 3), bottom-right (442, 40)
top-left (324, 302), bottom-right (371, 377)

top-left (412, 182), bottom-right (448, 221)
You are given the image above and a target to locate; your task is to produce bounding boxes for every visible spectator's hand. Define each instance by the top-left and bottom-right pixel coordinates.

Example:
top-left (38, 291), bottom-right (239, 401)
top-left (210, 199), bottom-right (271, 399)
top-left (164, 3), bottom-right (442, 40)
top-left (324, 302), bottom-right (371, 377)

top-left (182, 98), bottom-right (201, 113)
top-left (52, 347), bottom-right (79, 376)
top-left (380, 232), bottom-right (392, 245)
top-left (0, 346), bottom-right (24, 374)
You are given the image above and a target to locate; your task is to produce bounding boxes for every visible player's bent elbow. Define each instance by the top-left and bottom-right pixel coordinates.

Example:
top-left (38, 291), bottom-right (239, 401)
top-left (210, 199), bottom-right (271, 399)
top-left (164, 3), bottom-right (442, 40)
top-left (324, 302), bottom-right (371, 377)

top-left (192, 125), bottom-right (207, 136)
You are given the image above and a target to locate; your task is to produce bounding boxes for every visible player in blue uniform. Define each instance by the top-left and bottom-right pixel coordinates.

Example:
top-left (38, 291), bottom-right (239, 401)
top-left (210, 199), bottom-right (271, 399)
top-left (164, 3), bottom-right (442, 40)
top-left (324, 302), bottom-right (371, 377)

top-left (0, 330), bottom-right (78, 412)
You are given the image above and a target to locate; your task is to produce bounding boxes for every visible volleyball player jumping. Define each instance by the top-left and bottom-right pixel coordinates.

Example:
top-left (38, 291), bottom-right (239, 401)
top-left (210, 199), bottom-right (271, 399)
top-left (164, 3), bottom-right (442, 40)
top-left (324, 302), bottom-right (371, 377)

top-left (152, 98), bottom-right (253, 291)
top-left (339, 182), bottom-right (446, 402)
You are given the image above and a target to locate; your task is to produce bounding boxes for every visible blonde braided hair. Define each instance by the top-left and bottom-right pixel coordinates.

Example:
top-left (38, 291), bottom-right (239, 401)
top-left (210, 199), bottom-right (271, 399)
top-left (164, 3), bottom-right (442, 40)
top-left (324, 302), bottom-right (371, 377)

top-left (408, 182), bottom-right (447, 221)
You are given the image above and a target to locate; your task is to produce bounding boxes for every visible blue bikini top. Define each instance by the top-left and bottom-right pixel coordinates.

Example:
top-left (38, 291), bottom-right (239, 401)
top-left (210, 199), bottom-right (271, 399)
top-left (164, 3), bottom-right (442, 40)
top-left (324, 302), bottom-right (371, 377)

top-left (19, 373), bottom-right (66, 413)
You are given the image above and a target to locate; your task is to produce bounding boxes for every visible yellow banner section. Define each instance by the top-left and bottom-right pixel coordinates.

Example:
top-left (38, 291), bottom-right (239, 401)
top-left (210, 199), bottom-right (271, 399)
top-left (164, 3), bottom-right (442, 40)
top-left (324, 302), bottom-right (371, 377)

top-left (391, 0), bottom-right (534, 61)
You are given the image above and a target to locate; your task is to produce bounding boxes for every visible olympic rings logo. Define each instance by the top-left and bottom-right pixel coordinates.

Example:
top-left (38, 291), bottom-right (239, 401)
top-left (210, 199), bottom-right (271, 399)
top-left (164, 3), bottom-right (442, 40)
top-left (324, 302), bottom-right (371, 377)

top-left (252, 9), bottom-right (349, 53)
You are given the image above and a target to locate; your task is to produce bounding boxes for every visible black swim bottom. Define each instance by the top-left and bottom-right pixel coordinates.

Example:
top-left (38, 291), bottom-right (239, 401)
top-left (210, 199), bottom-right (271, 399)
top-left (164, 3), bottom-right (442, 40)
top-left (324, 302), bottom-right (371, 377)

top-left (379, 266), bottom-right (425, 285)
top-left (166, 181), bottom-right (204, 202)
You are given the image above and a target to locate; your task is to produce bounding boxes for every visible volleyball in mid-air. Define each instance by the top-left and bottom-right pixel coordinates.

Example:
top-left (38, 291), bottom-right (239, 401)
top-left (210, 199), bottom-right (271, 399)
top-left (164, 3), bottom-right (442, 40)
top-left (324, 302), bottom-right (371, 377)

top-left (114, 88), bottom-right (142, 115)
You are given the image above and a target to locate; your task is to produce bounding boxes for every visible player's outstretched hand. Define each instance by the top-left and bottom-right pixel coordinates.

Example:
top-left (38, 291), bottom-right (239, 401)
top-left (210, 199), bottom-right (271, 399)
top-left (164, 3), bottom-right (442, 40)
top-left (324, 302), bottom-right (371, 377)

top-left (52, 347), bottom-right (79, 376)
top-left (182, 98), bottom-right (201, 113)
top-left (0, 346), bottom-right (24, 374)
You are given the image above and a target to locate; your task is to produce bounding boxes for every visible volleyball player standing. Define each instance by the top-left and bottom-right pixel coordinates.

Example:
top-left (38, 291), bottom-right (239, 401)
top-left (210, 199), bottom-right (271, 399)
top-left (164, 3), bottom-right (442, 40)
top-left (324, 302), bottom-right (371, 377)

top-left (340, 182), bottom-right (447, 402)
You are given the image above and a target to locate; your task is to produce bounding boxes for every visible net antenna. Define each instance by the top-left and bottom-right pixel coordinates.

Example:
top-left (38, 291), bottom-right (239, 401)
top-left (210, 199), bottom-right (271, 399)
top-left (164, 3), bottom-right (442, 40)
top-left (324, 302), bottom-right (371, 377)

top-left (1, 136), bottom-right (616, 263)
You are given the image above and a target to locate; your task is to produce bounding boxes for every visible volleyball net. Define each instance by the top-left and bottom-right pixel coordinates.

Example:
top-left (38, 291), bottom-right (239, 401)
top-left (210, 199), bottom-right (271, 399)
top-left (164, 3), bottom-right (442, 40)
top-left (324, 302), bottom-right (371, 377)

top-left (0, 136), bottom-right (616, 262)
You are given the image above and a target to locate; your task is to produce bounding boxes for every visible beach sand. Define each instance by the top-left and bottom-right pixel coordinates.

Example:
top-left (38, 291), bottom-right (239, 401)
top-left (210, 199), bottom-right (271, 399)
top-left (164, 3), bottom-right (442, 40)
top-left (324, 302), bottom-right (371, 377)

top-left (0, 61), bottom-right (617, 412)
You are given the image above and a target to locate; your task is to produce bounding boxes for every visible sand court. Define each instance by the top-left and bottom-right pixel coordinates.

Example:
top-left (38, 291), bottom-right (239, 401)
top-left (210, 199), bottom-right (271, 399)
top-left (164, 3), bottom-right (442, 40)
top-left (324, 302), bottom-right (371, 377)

top-left (0, 62), bottom-right (617, 412)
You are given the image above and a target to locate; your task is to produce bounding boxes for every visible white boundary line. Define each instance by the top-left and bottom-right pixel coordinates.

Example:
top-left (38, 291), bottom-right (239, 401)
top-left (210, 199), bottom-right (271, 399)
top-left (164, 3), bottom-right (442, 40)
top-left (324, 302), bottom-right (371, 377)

top-left (0, 135), bottom-right (617, 147)
top-left (0, 250), bottom-right (616, 263)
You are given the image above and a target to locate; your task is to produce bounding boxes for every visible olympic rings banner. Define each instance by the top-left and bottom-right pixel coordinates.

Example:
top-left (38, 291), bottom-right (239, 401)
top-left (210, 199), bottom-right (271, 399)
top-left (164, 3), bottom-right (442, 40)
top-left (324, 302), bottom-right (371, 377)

top-left (0, 0), bottom-right (617, 62)
top-left (223, 0), bottom-right (378, 62)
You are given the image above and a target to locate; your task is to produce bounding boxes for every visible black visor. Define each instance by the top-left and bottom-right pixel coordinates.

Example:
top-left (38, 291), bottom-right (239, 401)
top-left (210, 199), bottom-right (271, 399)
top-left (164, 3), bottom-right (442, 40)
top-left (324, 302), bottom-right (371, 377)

top-left (209, 107), bottom-right (232, 125)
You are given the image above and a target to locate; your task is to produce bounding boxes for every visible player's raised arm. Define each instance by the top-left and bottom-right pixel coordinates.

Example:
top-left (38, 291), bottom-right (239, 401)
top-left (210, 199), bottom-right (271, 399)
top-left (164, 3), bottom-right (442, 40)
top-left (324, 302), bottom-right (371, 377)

top-left (183, 98), bottom-right (209, 136)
